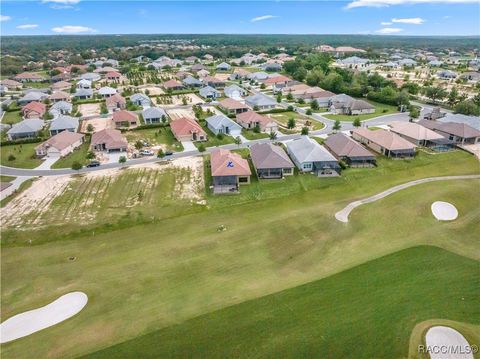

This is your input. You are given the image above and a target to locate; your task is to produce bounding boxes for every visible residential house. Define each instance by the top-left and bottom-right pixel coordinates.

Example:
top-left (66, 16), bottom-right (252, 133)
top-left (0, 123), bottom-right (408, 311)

top-left (388, 121), bottom-right (452, 148)
top-left (185, 56), bottom-right (199, 64)
top-left (98, 86), bottom-right (117, 98)
top-left (250, 143), bottom-right (295, 179)
top-left (191, 64), bottom-right (205, 72)
top-left (22, 101), bottom-right (47, 119)
top-left (286, 136), bottom-right (341, 176)
top-left (224, 84), bottom-right (247, 100)
top-left (91, 129), bottom-right (128, 152)
top-left (49, 91), bottom-right (70, 102)
top-left (17, 91), bottom-right (48, 105)
top-left (352, 128), bottom-right (417, 158)
top-left (35, 131), bottom-right (84, 158)
top-left (263, 75), bottom-right (294, 92)
top-left (7, 119), bottom-right (44, 140)
top-left (245, 93), bottom-right (277, 111)
top-left (235, 111), bottom-right (278, 133)
top-left (398, 59), bottom-right (417, 67)
top-left (229, 68), bottom-right (250, 80)
top-left (336, 56), bottom-right (369, 68)
top-left (106, 93), bottom-right (127, 112)
top-left (142, 107), bottom-right (167, 124)
top-left (294, 87), bottom-right (335, 106)
top-left (130, 93), bottom-right (151, 108)
top-left (247, 72), bottom-right (269, 82)
top-left (163, 79), bottom-right (184, 91)
top-left (199, 86), bottom-right (221, 100)
top-left (49, 115), bottom-right (79, 135)
top-left (13, 72), bottom-right (45, 83)
top-left (49, 101), bottom-right (72, 118)
top-left (112, 110), bottom-right (139, 128)
top-left (106, 71), bottom-right (122, 83)
top-left (170, 117), bottom-right (207, 142)
top-left (219, 98), bottom-right (250, 115)
top-left (182, 75), bottom-right (203, 88)
top-left (0, 79), bottom-right (22, 89)
top-left (418, 120), bottom-right (480, 145)
top-left (203, 76), bottom-right (225, 89)
top-left (210, 148), bottom-right (251, 194)
top-left (196, 69), bottom-right (210, 78)
top-left (329, 95), bottom-right (375, 115)
top-left (80, 72), bottom-right (101, 82)
top-left (76, 79), bottom-right (92, 89)
top-left (437, 70), bottom-right (457, 79)
top-left (206, 114), bottom-right (242, 137)
top-left (216, 62), bottom-right (232, 71)
top-left (324, 133), bottom-right (376, 167)
top-left (461, 71), bottom-right (480, 83)
top-left (73, 88), bottom-right (93, 100)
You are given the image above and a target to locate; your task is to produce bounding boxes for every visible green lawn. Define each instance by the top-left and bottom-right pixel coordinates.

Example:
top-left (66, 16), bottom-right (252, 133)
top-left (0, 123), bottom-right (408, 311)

top-left (195, 121), bottom-right (235, 149)
top-left (50, 141), bottom-right (91, 169)
top-left (84, 246), bottom-right (480, 359)
top-left (21, 82), bottom-right (49, 89)
top-left (2, 110), bottom-right (22, 125)
top-left (0, 175), bottom-right (15, 182)
top-left (125, 127), bottom-right (184, 152)
top-left (0, 143), bottom-right (42, 168)
top-left (267, 111), bottom-right (325, 131)
top-left (324, 100), bottom-right (398, 122)
top-left (241, 129), bottom-right (269, 140)
top-left (0, 151), bottom-right (478, 359)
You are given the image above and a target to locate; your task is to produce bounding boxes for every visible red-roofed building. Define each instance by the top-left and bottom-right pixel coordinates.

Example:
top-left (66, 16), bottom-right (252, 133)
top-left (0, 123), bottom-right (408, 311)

top-left (210, 148), bottom-right (251, 194)
top-left (106, 71), bottom-right (122, 83)
top-left (22, 101), bottom-right (47, 119)
top-left (170, 117), bottom-right (207, 142)
top-left (112, 110), bottom-right (139, 128)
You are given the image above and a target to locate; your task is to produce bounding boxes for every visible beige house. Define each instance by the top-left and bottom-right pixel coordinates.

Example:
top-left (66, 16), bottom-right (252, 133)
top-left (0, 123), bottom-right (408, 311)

top-left (35, 131), bottom-right (84, 158)
top-left (352, 128), bottom-right (416, 159)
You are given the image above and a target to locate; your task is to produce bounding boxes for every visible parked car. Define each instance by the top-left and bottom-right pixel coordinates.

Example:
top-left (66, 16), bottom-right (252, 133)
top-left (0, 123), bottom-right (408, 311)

top-left (86, 160), bottom-right (101, 167)
top-left (165, 151), bottom-right (173, 156)
top-left (140, 149), bottom-right (154, 156)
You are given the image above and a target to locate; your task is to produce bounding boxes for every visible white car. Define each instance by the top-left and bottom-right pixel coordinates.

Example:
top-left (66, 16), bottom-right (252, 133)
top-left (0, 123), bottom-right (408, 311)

top-left (140, 150), bottom-right (154, 156)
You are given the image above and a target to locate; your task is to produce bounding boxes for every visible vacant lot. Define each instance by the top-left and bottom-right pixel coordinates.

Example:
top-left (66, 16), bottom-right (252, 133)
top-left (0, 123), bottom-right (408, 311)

top-left (267, 111), bottom-right (325, 132)
top-left (0, 142), bottom-right (42, 168)
top-left (166, 108), bottom-right (196, 120)
top-left (2, 110), bottom-right (22, 125)
top-left (324, 100), bottom-right (398, 122)
top-left (80, 117), bottom-right (114, 133)
top-left (78, 103), bottom-right (101, 117)
top-left (125, 127), bottom-right (184, 152)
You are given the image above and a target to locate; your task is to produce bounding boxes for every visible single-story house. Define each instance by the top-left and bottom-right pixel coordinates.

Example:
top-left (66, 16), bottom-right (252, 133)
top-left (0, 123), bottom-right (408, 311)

top-left (182, 75), bottom-right (203, 88)
top-left (170, 117), bottom-right (207, 142)
top-left (22, 101), bottom-right (47, 119)
top-left (14, 72), bottom-right (45, 83)
top-left (330, 95), bottom-right (375, 115)
top-left (105, 71), bottom-right (122, 82)
top-left (286, 136), bottom-right (341, 176)
top-left (191, 64), bottom-right (205, 72)
top-left (247, 72), bottom-right (269, 82)
top-left (352, 128), bottom-right (417, 158)
top-left (73, 88), bottom-right (93, 100)
top-left (418, 120), bottom-right (480, 145)
top-left (49, 91), bottom-right (70, 102)
top-left (202, 76), bottom-right (225, 89)
top-left (293, 87), bottom-right (335, 107)
top-left (250, 143), bottom-right (295, 179)
top-left (235, 111), bottom-right (278, 133)
top-left (98, 86), bottom-right (117, 98)
top-left (263, 75), bottom-right (294, 91)
top-left (49, 115), bottom-right (79, 135)
top-left (219, 98), bottom-right (250, 115)
top-left (224, 84), bottom-right (247, 100)
top-left (229, 68), bottom-right (250, 80)
top-left (80, 72), bottom-right (101, 82)
top-left (398, 59), bottom-right (417, 67)
top-left (7, 119), bottom-right (44, 140)
top-left (17, 91), bottom-right (48, 105)
top-left (52, 80), bottom-right (71, 92)
top-left (130, 93), bottom-right (151, 108)
top-left (388, 121), bottom-right (451, 148)
top-left (210, 148), bottom-right (251, 194)
top-left (163, 79), bottom-right (184, 91)
top-left (49, 101), bottom-right (73, 118)
top-left (91, 129), bottom-right (128, 152)
top-left (106, 93), bottom-right (127, 112)
top-left (76, 79), bottom-right (92, 89)
top-left (112, 110), bottom-right (139, 128)
top-left (461, 71), bottom-right (480, 83)
top-left (245, 93), bottom-right (277, 111)
top-left (206, 114), bottom-right (242, 137)
top-left (216, 62), bottom-right (232, 71)
top-left (261, 62), bottom-right (282, 72)
top-left (35, 131), bottom-right (84, 158)
top-left (437, 70), bottom-right (457, 79)
top-left (324, 133), bottom-right (376, 167)
top-left (143, 107), bottom-right (167, 124)
top-left (199, 86), bottom-right (221, 100)
top-left (196, 69), bottom-right (210, 78)
top-left (0, 79), bottom-right (22, 89)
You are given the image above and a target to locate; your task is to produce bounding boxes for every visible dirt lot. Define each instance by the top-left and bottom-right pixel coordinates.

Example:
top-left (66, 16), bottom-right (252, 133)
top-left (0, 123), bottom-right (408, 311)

top-left (167, 108), bottom-right (196, 120)
top-left (162, 94), bottom-right (203, 107)
top-left (139, 86), bottom-right (164, 96)
top-left (0, 157), bottom-right (205, 228)
top-left (78, 103), bottom-right (101, 117)
top-left (214, 73), bottom-right (231, 81)
top-left (80, 117), bottom-right (114, 133)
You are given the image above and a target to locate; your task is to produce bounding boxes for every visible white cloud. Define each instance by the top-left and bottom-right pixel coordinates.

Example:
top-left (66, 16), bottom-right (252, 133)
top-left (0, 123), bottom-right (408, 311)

top-left (42, 0), bottom-right (80, 4)
top-left (381, 21), bottom-right (393, 25)
top-left (376, 27), bottom-right (404, 34)
top-left (51, 25), bottom-right (96, 33)
top-left (346, 0), bottom-right (477, 9)
top-left (251, 15), bottom-right (278, 22)
top-left (1, 15), bottom-right (11, 22)
top-left (443, 15), bottom-right (451, 19)
top-left (50, 4), bottom-right (75, 9)
top-left (17, 24), bottom-right (39, 29)
top-left (392, 17), bottom-right (425, 24)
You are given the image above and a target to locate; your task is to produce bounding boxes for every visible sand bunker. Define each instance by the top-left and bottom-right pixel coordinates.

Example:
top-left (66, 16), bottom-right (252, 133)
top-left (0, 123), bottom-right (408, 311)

top-left (431, 201), bottom-right (458, 221)
top-left (0, 292), bottom-right (88, 343)
top-left (425, 326), bottom-right (474, 359)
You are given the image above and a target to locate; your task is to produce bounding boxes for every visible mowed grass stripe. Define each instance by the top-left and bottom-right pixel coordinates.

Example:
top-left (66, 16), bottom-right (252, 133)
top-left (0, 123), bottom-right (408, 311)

top-left (82, 246), bottom-right (480, 359)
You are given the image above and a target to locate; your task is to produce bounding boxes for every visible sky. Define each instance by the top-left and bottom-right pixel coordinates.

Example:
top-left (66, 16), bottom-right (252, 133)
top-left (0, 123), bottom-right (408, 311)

top-left (1, 0), bottom-right (479, 36)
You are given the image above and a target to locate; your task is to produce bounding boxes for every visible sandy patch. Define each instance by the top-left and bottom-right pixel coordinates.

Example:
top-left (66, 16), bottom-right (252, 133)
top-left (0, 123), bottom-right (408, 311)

top-left (140, 86), bottom-right (164, 96)
top-left (80, 117), bottom-right (114, 133)
top-left (214, 73), bottom-right (231, 81)
top-left (163, 94), bottom-right (203, 107)
top-left (0, 292), bottom-right (88, 344)
top-left (78, 103), bottom-right (101, 117)
top-left (167, 108), bottom-right (196, 120)
top-left (425, 326), bottom-right (474, 359)
top-left (431, 201), bottom-right (458, 221)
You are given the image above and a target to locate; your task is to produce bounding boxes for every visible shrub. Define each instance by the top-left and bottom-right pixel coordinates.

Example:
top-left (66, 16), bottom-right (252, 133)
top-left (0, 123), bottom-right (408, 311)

top-left (197, 144), bottom-right (206, 152)
top-left (216, 133), bottom-right (224, 140)
top-left (157, 149), bottom-right (165, 158)
top-left (306, 109), bottom-right (312, 115)
top-left (7, 154), bottom-right (16, 161)
top-left (119, 156), bottom-right (127, 163)
top-left (71, 161), bottom-right (82, 170)
top-left (301, 127), bottom-right (309, 135)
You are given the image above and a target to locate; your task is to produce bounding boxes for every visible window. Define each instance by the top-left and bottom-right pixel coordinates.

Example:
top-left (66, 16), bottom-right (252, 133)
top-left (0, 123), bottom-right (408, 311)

top-left (303, 163), bottom-right (312, 169)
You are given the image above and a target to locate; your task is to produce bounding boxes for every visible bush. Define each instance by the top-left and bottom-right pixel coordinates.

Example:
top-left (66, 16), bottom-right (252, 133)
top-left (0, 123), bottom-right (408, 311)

top-left (86, 151), bottom-right (95, 160)
top-left (7, 154), bottom-right (16, 161)
top-left (306, 109), bottom-right (312, 115)
top-left (301, 127), bottom-right (309, 135)
top-left (197, 144), bottom-right (206, 152)
top-left (216, 133), bottom-right (224, 140)
top-left (157, 149), bottom-right (165, 158)
top-left (71, 161), bottom-right (82, 170)
top-left (119, 155), bottom-right (127, 164)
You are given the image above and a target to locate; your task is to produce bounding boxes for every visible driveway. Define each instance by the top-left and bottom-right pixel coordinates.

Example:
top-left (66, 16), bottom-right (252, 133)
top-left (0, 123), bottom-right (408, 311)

top-left (181, 141), bottom-right (197, 152)
top-left (36, 157), bottom-right (59, 170)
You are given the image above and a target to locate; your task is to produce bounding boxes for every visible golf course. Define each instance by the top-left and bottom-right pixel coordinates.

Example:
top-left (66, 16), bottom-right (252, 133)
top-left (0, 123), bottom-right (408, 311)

top-left (1, 151), bottom-right (479, 359)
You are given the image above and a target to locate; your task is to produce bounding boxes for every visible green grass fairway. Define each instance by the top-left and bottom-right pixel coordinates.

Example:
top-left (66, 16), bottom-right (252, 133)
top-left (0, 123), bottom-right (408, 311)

top-left (125, 127), bottom-right (184, 152)
top-left (83, 246), bottom-right (480, 359)
top-left (50, 141), bottom-right (90, 169)
top-left (0, 143), bottom-right (42, 168)
top-left (324, 100), bottom-right (398, 122)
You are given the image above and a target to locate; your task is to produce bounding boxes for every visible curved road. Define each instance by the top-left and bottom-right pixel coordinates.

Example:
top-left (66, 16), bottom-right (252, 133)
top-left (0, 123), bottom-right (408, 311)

top-left (334, 174), bottom-right (480, 223)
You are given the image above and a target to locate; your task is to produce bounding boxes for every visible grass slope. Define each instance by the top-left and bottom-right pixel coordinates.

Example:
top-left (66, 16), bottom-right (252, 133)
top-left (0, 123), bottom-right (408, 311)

top-left (83, 246), bottom-right (480, 359)
top-left (0, 143), bottom-right (42, 168)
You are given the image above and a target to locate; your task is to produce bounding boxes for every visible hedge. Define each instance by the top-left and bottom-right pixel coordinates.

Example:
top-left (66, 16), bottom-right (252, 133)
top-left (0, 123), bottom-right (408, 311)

top-left (1, 137), bottom-right (45, 146)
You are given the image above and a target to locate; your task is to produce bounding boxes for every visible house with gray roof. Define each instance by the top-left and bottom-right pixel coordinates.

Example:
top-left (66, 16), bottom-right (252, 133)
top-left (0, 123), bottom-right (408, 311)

top-left (260, 62), bottom-right (282, 72)
top-left (17, 91), bottom-right (48, 105)
top-left (142, 107), bottom-right (167, 124)
top-left (329, 94), bottom-right (375, 115)
top-left (337, 56), bottom-right (369, 68)
top-left (76, 79), bottom-right (92, 89)
top-left (437, 70), bottom-right (457, 79)
top-left (199, 86), bottom-right (221, 100)
top-left (398, 59), bottom-right (417, 67)
top-left (286, 136), bottom-right (340, 176)
top-left (49, 101), bottom-right (73, 118)
top-left (247, 72), bottom-right (269, 82)
top-left (245, 93), bottom-right (276, 110)
top-left (7, 119), bottom-right (44, 140)
top-left (224, 84), bottom-right (247, 100)
top-left (182, 75), bottom-right (203, 87)
top-left (130, 93), bottom-right (151, 108)
top-left (80, 72), bottom-right (101, 82)
top-left (98, 86), bottom-right (117, 98)
top-left (49, 115), bottom-right (79, 135)
top-left (250, 143), bottom-right (294, 179)
top-left (216, 62), bottom-right (231, 71)
top-left (73, 88), bottom-right (93, 100)
top-left (324, 133), bottom-right (376, 167)
top-left (206, 114), bottom-right (242, 137)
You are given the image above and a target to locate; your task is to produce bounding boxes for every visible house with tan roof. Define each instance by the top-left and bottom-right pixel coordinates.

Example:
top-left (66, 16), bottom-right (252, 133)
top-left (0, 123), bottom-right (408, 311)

top-left (14, 72), bottom-right (45, 83)
top-left (51, 81), bottom-right (71, 91)
top-left (418, 120), bottom-right (480, 145)
top-left (91, 129), bottom-right (128, 152)
top-left (388, 121), bottom-right (451, 148)
top-left (0, 79), bottom-right (22, 89)
top-left (49, 91), bottom-right (70, 102)
top-left (35, 131), bottom-right (84, 158)
top-left (210, 148), bottom-right (251, 194)
top-left (162, 79), bottom-right (184, 91)
top-left (170, 117), bottom-right (207, 142)
top-left (219, 98), bottom-right (250, 115)
top-left (22, 101), bottom-right (47, 119)
top-left (236, 111), bottom-right (278, 133)
top-left (202, 76), bottom-right (225, 89)
top-left (112, 110), bottom-right (139, 129)
top-left (352, 128), bottom-right (416, 158)
top-left (324, 133), bottom-right (376, 167)
top-left (106, 93), bottom-right (126, 112)
top-left (106, 71), bottom-right (122, 83)
top-left (250, 143), bottom-right (294, 179)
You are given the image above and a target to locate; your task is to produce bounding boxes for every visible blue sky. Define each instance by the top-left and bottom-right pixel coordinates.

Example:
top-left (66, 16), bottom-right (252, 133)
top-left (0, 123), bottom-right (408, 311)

top-left (1, 1), bottom-right (479, 36)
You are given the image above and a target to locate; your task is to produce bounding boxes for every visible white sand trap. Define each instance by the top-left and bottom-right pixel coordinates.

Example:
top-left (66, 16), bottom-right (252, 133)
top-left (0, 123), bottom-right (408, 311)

top-left (425, 326), bottom-right (474, 359)
top-left (431, 201), bottom-right (458, 221)
top-left (0, 292), bottom-right (88, 343)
